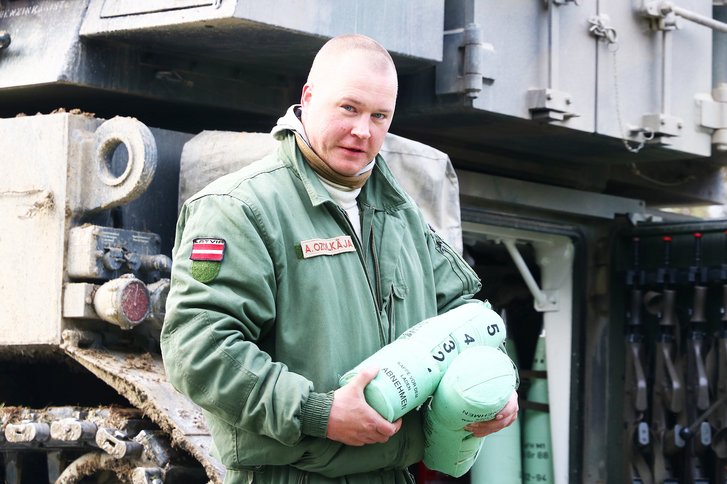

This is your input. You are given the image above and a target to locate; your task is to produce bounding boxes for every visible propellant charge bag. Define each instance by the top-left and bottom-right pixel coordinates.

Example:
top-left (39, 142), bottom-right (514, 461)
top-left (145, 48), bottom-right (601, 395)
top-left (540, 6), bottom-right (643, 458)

top-left (423, 345), bottom-right (517, 477)
top-left (339, 300), bottom-right (506, 422)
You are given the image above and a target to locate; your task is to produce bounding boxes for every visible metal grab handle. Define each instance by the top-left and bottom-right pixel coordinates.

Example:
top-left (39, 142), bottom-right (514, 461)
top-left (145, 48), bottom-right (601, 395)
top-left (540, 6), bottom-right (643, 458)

top-left (646, 1), bottom-right (727, 33)
top-left (667, 3), bottom-right (727, 33)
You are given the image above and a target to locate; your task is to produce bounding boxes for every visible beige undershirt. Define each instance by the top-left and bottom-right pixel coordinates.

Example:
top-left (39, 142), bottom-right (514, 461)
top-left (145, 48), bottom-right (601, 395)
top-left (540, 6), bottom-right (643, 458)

top-left (294, 133), bottom-right (365, 239)
top-left (319, 178), bottom-right (362, 240)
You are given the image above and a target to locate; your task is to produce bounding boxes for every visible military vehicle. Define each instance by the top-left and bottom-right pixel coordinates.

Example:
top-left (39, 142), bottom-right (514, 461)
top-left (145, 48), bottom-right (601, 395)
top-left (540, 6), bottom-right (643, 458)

top-left (1, 1), bottom-right (727, 483)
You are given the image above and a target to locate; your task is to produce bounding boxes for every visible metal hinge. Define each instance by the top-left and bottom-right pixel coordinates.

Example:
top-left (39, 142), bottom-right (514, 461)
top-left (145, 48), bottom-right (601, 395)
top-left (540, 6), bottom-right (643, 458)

top-left (642, 1), bottom-right (681, 30)
top-left (696, 83), bottom-right (727, 152)
top-left (528, 0), bottom-right (580, 122)
top-left (436, 23), bottom-right (496, 99)
top-left (628, 1), bottom-right (692, 145)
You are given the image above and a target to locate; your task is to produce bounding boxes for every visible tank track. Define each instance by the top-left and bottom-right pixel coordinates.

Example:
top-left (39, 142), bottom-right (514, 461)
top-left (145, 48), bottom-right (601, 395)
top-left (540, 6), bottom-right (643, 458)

top-left (0, 405), bottom-right (207, 483)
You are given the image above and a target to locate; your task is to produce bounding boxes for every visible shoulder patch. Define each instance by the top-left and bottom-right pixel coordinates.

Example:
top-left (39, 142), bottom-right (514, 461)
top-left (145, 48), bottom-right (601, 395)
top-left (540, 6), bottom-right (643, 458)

top-left (190, 238), bottom-right (225, 283)
top-left (191, 260), bottom-right (221, 283)
top-left (190, 238), bottom-right (226, 261)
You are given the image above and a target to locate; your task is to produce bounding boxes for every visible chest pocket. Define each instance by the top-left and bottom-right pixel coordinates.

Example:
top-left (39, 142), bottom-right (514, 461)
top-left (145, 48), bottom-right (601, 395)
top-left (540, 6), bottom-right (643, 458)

top-left (374, 216), bottom-right (411, 343)
top-left (382, 265), bottom-right (409, 342)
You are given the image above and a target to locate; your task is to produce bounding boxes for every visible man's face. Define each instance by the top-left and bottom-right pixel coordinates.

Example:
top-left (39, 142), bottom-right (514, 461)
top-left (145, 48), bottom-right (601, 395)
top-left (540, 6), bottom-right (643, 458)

top-left (301, 53), bottom-right (397, 177)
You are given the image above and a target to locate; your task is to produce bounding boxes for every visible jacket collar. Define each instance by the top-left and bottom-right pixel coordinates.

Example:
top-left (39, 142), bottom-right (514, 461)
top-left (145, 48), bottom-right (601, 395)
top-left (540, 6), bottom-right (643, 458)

top-left (277, 133), bottom-right (410, 213)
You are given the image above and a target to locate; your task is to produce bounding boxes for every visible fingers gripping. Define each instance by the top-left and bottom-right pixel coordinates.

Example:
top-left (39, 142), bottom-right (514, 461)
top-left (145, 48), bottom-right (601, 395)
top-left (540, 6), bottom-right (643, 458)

top-left (326, 367), bottom-right (401, 446)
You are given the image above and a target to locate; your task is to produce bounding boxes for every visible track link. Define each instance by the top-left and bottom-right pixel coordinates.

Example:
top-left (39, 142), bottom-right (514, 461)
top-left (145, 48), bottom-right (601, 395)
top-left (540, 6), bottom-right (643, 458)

top-left (1, 406), bottom-right (207, 483)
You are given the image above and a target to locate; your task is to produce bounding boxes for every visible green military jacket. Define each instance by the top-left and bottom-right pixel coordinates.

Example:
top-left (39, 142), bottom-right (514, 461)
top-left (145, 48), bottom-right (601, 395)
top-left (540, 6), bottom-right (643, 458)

top-left (161, 133), bottom-right (481, 483)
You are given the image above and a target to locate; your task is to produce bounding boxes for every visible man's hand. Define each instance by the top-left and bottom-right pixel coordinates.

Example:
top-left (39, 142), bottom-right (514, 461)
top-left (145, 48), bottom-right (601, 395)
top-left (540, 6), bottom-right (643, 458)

top-left (464, 390), bottom-right (519, 438)
top-left (327, 367), bottom-right (402, 446)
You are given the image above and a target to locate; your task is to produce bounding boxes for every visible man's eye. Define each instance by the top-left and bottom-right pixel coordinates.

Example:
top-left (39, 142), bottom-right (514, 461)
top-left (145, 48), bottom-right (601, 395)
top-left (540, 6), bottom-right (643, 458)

top-left (372, 113), bottom-right (386, 120)
top-left (342, 105), bottom-right (355, 112)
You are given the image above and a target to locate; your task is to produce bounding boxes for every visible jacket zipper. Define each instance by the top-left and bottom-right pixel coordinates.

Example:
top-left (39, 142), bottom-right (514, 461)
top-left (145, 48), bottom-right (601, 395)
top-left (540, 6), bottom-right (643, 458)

top-left (369, 222), bottom-right (382, 311)
top-left (368, 222), bottom-right (387, 345)
top-left (329, 204), bottom-right (381, 317)
top-left (434, 232), bottom-right (479, 294)
top-left (386, 289), bottom-right (396, 343)
top-left (331, 203), bottom-right (388, 346)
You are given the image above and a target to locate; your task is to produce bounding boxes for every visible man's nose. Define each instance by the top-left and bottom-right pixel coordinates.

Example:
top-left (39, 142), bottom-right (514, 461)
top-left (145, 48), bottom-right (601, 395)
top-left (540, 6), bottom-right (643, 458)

top-left (351, 116), bottom-right (371, 139)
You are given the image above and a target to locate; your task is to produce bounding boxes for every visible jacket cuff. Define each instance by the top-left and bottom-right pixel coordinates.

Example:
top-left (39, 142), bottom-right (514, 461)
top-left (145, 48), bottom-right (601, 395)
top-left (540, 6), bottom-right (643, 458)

top-left (300, 391), bottom-right (334, 438)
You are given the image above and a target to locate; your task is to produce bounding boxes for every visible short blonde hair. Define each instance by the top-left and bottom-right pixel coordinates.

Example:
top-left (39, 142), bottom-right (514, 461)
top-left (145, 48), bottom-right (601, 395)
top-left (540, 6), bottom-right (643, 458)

top-left (307, 34), bottom-right (397, 88)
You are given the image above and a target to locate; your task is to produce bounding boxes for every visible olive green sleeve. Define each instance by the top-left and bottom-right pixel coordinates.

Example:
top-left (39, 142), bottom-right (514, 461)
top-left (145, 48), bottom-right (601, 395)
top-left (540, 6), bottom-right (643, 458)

top-left (300, 391), bottom-right (334, 438)
top-left (428, 225), bottom-right (482, 313)
top-left (161, 194), bottom-right (322, 445)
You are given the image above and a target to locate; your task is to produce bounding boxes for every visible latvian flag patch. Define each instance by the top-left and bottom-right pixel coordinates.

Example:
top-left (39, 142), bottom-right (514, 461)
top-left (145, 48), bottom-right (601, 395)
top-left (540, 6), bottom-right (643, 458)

top-left (190, 238), bottom-right (226, 261)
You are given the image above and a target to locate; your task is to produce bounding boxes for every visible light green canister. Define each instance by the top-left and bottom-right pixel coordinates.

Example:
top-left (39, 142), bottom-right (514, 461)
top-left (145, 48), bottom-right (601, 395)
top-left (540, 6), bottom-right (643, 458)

top-left (423, 345), bottom-right (517, 477)
top-left (339, 300), bottom-right (507, 422)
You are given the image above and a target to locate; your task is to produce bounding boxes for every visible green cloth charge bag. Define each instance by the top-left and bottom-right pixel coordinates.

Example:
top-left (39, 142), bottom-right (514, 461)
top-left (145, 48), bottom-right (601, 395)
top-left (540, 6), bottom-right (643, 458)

top-left (339, 300), bottom-right (507, 421)
top-left (423, 345), bottom-right (518, 477)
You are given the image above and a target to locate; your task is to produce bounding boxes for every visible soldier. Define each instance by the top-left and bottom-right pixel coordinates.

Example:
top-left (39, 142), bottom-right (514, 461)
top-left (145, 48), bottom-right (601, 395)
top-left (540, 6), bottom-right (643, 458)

top-left (161, 34), bottom-right (518, 484)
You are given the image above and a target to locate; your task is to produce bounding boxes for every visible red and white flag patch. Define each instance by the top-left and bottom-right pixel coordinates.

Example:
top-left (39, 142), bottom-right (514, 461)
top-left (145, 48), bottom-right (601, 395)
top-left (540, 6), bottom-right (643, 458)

top-left (190, 238), bottom-right (226, 262)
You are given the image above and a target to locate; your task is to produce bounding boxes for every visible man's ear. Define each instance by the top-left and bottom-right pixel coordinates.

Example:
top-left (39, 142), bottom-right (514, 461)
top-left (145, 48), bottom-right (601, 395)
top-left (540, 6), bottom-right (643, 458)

top-left (301, 84), bottom-right (313, 107)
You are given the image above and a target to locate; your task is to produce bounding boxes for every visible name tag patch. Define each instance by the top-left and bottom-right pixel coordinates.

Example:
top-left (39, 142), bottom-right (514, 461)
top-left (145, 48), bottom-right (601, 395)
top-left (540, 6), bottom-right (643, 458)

top-left (299, 236), bottom-right (355, 259)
